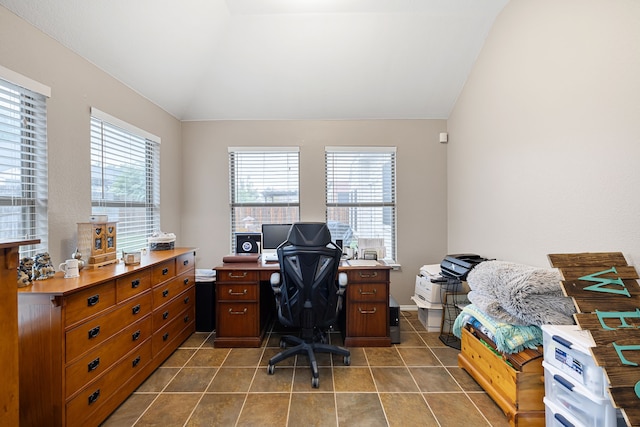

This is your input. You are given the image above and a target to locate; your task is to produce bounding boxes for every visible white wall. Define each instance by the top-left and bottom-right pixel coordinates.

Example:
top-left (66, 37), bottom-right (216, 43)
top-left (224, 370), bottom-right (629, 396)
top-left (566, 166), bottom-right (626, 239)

top-left (181, 119), bottom-right (448, 304)
top-left (447, 0), bottom-right (640, 268)
top-left (0, 6), bottom-right (183, 265)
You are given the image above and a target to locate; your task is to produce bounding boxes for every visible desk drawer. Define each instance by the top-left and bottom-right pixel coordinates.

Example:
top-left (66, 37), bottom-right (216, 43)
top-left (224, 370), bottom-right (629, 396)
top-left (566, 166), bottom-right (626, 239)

top-left (176, 251), bottom-right (195, 275)
top-left (152, 304), bottom-right (195, 356)
top-left (151, 260), bottom-right (176, 286)
top-left (347, 283), bottom-right (387, 302)
top-left (152, 271), bottom-right (194, 309)
top-left (65, 281), bottom-right (117, 327)
top-left (116, 270), bottom-right (151, 303)
top-left (217, 270), bottom-right (258, 282)
top-left (66, 339), bottom-right (152, 427)
top-left (346, 269), bottom-right (389, 284)
top-left (65, 316), bottom-right (152, 399)
top-left (346, 301), bottom-right (388, 337)
top-left (66, 292), bottom-right (152, 362)
top-left (152, 286), bottom-right (195, 330)
top-left (217, 302), bottom-right (258, 337)
top-left (217, 283), bottom-right (257, 301)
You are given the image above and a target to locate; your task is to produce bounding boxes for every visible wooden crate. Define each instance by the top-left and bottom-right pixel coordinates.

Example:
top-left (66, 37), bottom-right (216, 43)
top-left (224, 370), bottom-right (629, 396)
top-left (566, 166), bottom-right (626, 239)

top-left (458, 326), bottom-right (545, 427)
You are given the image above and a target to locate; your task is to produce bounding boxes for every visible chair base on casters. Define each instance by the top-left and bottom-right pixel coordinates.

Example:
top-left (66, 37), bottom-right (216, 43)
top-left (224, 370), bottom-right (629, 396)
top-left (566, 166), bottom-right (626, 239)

top-left (267, 334), bottom-right (351, 388)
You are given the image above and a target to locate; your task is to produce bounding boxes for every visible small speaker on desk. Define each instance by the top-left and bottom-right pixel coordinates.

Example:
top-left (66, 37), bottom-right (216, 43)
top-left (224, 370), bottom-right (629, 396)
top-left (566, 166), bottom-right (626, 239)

top-left (235, 233), bottom-right (261, 254)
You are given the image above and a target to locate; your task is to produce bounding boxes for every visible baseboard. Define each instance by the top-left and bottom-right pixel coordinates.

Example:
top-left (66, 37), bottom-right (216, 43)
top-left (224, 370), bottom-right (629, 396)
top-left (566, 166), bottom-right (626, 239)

top-left (400, 304), bottom-right (418, 311)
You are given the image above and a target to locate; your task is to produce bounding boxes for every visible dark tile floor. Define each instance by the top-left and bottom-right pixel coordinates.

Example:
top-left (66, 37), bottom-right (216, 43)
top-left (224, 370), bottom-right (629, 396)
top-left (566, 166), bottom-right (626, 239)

top-left (101, 311), bottom-right (511, 426)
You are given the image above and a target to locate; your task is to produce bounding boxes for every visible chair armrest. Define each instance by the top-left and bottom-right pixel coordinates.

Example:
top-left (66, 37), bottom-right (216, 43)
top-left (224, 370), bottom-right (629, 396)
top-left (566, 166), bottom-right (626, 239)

top-left (337, 272), bottom-right (347, 295)
top-left (270, 272), bottom-right (281, 294)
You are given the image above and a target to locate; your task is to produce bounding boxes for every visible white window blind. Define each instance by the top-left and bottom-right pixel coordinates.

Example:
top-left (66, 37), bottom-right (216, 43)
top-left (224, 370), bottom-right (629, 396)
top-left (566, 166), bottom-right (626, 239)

top-left (325, 147), bottom-right (397, 261)
top-left (228, 147), bottom-right (300, 251)
top-left (91, 111), bottom-right (160, 256)
top-left (0, 78), bottom-right (48, 258)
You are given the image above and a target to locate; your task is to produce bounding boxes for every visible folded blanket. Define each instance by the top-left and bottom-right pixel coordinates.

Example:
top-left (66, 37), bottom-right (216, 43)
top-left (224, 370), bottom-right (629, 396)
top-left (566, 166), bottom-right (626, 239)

top-left (467, 260), bottom-right (576, 325)
top-left (453, 304), bottom-right (543, 354)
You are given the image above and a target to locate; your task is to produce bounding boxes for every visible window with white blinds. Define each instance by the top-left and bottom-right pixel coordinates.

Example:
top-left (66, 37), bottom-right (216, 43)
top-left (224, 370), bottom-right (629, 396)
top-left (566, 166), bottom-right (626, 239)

top-left (90, 110), bottom-right (160, 256)
top-left (325, 146), bottom-right (397, 261)
top-left (228, 147), bottom-right (300, 251)
top-left (0, 78), bottom-right (48, 258)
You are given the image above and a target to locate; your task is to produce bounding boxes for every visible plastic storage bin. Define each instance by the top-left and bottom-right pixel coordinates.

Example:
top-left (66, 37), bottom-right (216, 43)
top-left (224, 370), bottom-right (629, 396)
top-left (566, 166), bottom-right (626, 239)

top-left (545, 396), bottom-right (586, 427)
top-left (543, 361), bottom-right (617, 427)
top-left (541, 324), bottom-right (608, 398)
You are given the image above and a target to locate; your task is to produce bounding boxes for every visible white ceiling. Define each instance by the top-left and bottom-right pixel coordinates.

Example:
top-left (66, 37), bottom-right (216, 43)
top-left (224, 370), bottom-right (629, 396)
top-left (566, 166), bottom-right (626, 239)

top-left (1, 0), bottom-right (509, 121)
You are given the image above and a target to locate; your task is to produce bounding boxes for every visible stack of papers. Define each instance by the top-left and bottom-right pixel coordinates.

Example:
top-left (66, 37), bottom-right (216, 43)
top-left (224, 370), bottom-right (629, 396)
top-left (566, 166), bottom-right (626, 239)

top-left (419, 264), bottom-right (443, 281)
top-left (195, 268), bottom-right (216, 282)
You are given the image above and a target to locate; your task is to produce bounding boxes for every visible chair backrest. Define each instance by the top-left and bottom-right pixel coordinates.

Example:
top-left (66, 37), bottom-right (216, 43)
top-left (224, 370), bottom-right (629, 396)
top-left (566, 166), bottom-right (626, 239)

top-left (275, 222), bottom-right (342, 329)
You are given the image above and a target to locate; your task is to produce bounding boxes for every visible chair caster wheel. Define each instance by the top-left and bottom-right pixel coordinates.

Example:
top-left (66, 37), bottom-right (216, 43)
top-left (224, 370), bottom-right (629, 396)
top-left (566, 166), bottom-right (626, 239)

top-left (311, 377), bottom-right (319, 388)
top-left (267, 364), bottom-right (275, 375)
top-left (343, 355), bottom-right (351, 366)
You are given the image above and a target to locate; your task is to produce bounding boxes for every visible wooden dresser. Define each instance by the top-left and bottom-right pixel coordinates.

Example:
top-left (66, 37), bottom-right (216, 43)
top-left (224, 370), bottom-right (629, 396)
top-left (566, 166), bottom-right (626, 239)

top-left (1, 239), bottom-right (39, 427)
top-left (17, 248), bottom-right (196, 427)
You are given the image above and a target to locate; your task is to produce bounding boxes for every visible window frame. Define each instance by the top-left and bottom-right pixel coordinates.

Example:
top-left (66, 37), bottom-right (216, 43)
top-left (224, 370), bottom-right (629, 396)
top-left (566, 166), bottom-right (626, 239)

top-left (228, 147), bottom-right (300, 252)
top-left (325, 146), bottom-right (397, 261)
top-left (0, 71), bottom-right (49, 258)
top-left (90, 108), bottom-right (160, 256)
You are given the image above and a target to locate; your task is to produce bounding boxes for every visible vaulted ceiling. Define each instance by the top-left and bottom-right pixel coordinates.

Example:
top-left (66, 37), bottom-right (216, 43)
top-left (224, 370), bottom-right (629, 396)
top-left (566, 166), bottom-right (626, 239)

top-left (1, 0), bottom-right (509, 120)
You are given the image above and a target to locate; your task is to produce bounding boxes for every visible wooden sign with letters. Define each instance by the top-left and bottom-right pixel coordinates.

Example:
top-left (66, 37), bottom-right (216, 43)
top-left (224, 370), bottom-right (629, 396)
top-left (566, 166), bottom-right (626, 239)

top-left (549, 252), bottom-right (640, 427)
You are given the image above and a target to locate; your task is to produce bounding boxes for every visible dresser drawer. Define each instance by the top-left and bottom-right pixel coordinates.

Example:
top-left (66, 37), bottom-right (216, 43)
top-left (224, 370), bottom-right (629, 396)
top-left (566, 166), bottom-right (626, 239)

top-left (65, 281), bottom-right (117, 327)
top-left (65, 316), bottom-right (152, 399)
top-left (217, 270), bottom-right (258, 282)
top-left (347, 283), bottom-right (387, 302)
top-left (66, 339), bottom-right (152, 426)
top-left (216, 302), bottom-right (259, 337)
top-left (152, 304), bottom-right (195, 355)
top-left (151, 259), bottom-right (176, 286)
top-left (152, 271), bottom-right (194, 310)
top-left (66, 292), bottom-right (152, 362)
top-left (346, 301), bottom-right (388, 337)
top-left (116, 270), bottom-right (151, 303)
top-left (152, 286), bottom-right (195, 330)
top-left (346, 268), bottom-right (389, 284)
top-left (176, 251), bottom-right (195, 276)
top-left (217, 283), bottom-right (258, 301)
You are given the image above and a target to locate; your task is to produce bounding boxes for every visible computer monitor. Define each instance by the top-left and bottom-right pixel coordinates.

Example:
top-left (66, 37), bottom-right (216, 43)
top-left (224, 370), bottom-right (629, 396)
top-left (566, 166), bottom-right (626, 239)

top-left (261, 224), bottom-right (292, 251)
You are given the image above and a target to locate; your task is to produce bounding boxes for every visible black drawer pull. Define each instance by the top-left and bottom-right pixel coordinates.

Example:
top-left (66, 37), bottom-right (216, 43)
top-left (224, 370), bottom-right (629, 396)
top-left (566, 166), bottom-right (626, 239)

top-left (359, 288), bottom-right (377, 296)
top-left (163, 311), bottom-right (169, 320)
top-left (132, 356), bottom-right (141, 368)
top-left (88, 326), bottom-right (101, 339)
top-left (162, 268), bottom-right (169, 275)
top-left (132, 330), bottom-right (141, 341)
top-left (183, 278), bottom-right (189, 285)
top-left (162, 289), bottom-right (169, 297)
top-left (87, 294), bottom-right (99, 307)
top-left (228, 308), bottom-right (248, 315)
top-left (88, 389), bottom-right (100, 405)
top-left (228, 289), bottom-right (247, 296)
top-left (183, 259), bottom-right (189, 266)
top-left (87, 357), bottom-right (100, 372)
top-left (358, 271), bottom-right (378, 279)
top-left (132, 304), bottom-right (141, 315)
top-left (184, 315), bottom-right (189, 323)
top-left (163, 332), bottom-right (169, 341)
top-left (131, 279), bottom-right (140, 288)
top-left (184, 296), bottom-right (189, 304)
top-left (358, 307), bottom-right (377, 314)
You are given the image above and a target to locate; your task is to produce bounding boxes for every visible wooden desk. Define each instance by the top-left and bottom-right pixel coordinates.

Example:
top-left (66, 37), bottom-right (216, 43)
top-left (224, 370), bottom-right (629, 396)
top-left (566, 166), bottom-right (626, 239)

top-left (214, 260), bottom-right (392, 347)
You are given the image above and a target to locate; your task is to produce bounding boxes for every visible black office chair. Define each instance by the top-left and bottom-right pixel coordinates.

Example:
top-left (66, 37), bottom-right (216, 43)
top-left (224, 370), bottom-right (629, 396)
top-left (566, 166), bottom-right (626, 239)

top-left (267, 222), bottom-right (350, 388)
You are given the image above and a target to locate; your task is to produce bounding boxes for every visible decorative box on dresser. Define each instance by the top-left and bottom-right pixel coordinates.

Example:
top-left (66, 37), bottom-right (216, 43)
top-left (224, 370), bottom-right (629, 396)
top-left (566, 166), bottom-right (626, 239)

top-left (17, 248), bottom-right (196, 427)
